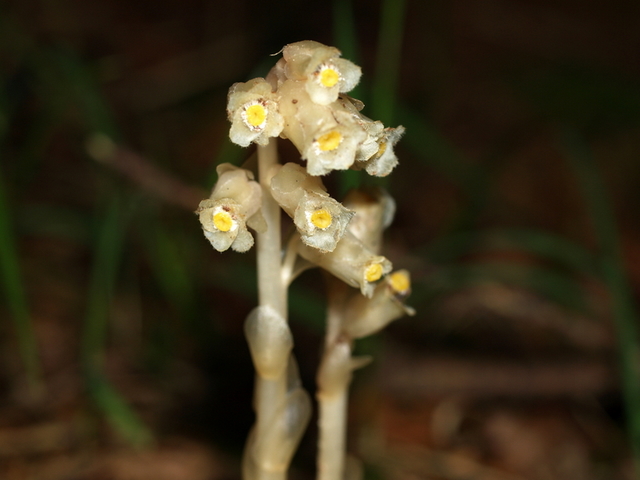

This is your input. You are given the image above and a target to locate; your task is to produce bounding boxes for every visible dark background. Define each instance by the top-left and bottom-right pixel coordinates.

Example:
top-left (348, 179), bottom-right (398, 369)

top-left (1, 0), bottom-right (640, 478)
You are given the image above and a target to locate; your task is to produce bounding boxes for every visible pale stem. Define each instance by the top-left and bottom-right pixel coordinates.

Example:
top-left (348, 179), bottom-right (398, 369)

top-left (317, 293), bottom-right (353, 480)
top-left (257, 140), bottom-right (286, 317)
top-left (251, 140), bottom-right (288, 480)
top-left (317, 380), bottom-right (349, 480)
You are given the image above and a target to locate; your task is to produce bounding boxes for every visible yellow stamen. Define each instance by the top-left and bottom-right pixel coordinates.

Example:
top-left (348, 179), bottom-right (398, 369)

top-left (319, 67), bottom-right (340, 88)
top-left (244, 103), bottom-right (266, 128)
top-left (316, 131), bottom-right (342, 151)
top-left (389, 271), bottom-right (410, 293)
top-left (376, 141), bottom-right (387, 158)
top-left (213, 211), bottom-right (234, 232)
top-left (364, 263), bottom-right (383, 283)
top-left (310, 209), bottom-right (332, 229)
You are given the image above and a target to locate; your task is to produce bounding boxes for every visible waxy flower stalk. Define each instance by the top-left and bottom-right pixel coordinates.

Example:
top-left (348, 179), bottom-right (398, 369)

top-left (198, 41), bottom-right (413, 480)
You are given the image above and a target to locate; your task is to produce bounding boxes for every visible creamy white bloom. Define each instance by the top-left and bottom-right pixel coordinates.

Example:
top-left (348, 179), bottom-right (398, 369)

top-left (227, 78), bottom-right (284, 147)
top-left (271, 163), bottom-right (354, 252)
top-left (354, 126), bottom-right (406, 177)
top-left (196, 164), bottom-right (263, 253)
top-left (277, 81), bottom-right (367, 176)
top-left (280, 40), bottom-right (361, 106)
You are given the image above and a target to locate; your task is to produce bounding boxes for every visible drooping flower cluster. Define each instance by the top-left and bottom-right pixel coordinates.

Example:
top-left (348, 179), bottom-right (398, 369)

top-left (226, 40), bottom-right (405, 177)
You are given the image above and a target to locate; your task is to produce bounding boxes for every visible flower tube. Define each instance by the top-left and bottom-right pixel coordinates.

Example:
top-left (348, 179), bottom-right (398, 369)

top-left (296, 231), bottom-right (392, 298)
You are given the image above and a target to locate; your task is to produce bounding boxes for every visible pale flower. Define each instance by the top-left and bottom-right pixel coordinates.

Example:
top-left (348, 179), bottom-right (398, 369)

top-left (196, 164), bottom-right (264, 253)
top-left (227, 78), bottom-right (284, 147)
top-left (281, 40), bottom-right (361, 106)
top-left (277, 81), bottom-right (367, 176)
top-left (197, 198), bottom-right (254, 252)
top-left (270, 162), bottom-right (354, 252)
top-left (353, 126), bottom-right (406, 177)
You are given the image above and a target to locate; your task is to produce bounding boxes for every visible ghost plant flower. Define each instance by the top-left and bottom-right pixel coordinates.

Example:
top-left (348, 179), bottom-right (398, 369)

top-left (227, 78), bottom-right (284, 147)
top-left (277, 81), bottom-right (367, 176)
top-left (271, 163), bottom-right (354, 252)
top-left (197, 163), bottom-right (263, 253)
top-left (354, 126), bottom-right (406, 177)
top-left (281, 40), bottom-right (361, 105)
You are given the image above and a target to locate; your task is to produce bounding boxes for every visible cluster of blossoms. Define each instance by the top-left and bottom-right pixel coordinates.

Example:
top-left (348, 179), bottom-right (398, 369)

top-left (228, 40), bottom-right (405, 177)
top-left (198, 38), bottom-right (413, 319)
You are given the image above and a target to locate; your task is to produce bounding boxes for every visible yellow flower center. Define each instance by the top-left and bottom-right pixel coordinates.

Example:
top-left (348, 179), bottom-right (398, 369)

top-left (310, 209), bottom-right (332, 229)
top-left (316, 131), bottom-right (342, 151)
top-left (213, 211), bottom-right (234, 232)
top-left (319, 67), bottom-right (340, 88)
top-left (364, 263), bottom-right (383, 283)
top-left (389, 271), bottom-right (410, 293)
top-left (244, 103), bottom-right (267, 128)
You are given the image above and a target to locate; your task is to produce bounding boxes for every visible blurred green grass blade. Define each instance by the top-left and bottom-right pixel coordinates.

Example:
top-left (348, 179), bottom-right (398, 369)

top-left (0, 168), bottom-right (41, 386)
top-left (0, 89), bottom-right (41, 387)
top-left (426, 228), bottom-right (599, 277)
top-left (141, 216), bottom-right (196, 321)
top-left (560, 128), bottom-right (640, 470)
top-left (44, 47), bottom-right (120, 139)
top-left (82, 196), bottom-right (125, 364)
top-left (332, 0), bottom-right (359, 63)
top-left (332, 0), bottom-right (363, 101)
top-left (371, 0), bottom-right (406, 124)
top-left (419, 261), bottom-right (589, 314)
top-left (86, 369), bottom-right (153, 447)
top-left (27, 46), bottom-right (120, 141)
top-left (512, 67), bottom-right (640, 132)
top-left (82, 194), bottom-right (152, 446)
top-left (399, 105), bottom-right (482, 192)
top-left (17, 204), bottom-right (91, 244)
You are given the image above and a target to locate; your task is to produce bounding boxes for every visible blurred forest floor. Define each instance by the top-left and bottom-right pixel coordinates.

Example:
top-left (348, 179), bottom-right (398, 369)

top-left (1, 0), bottom-right (640, 479)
